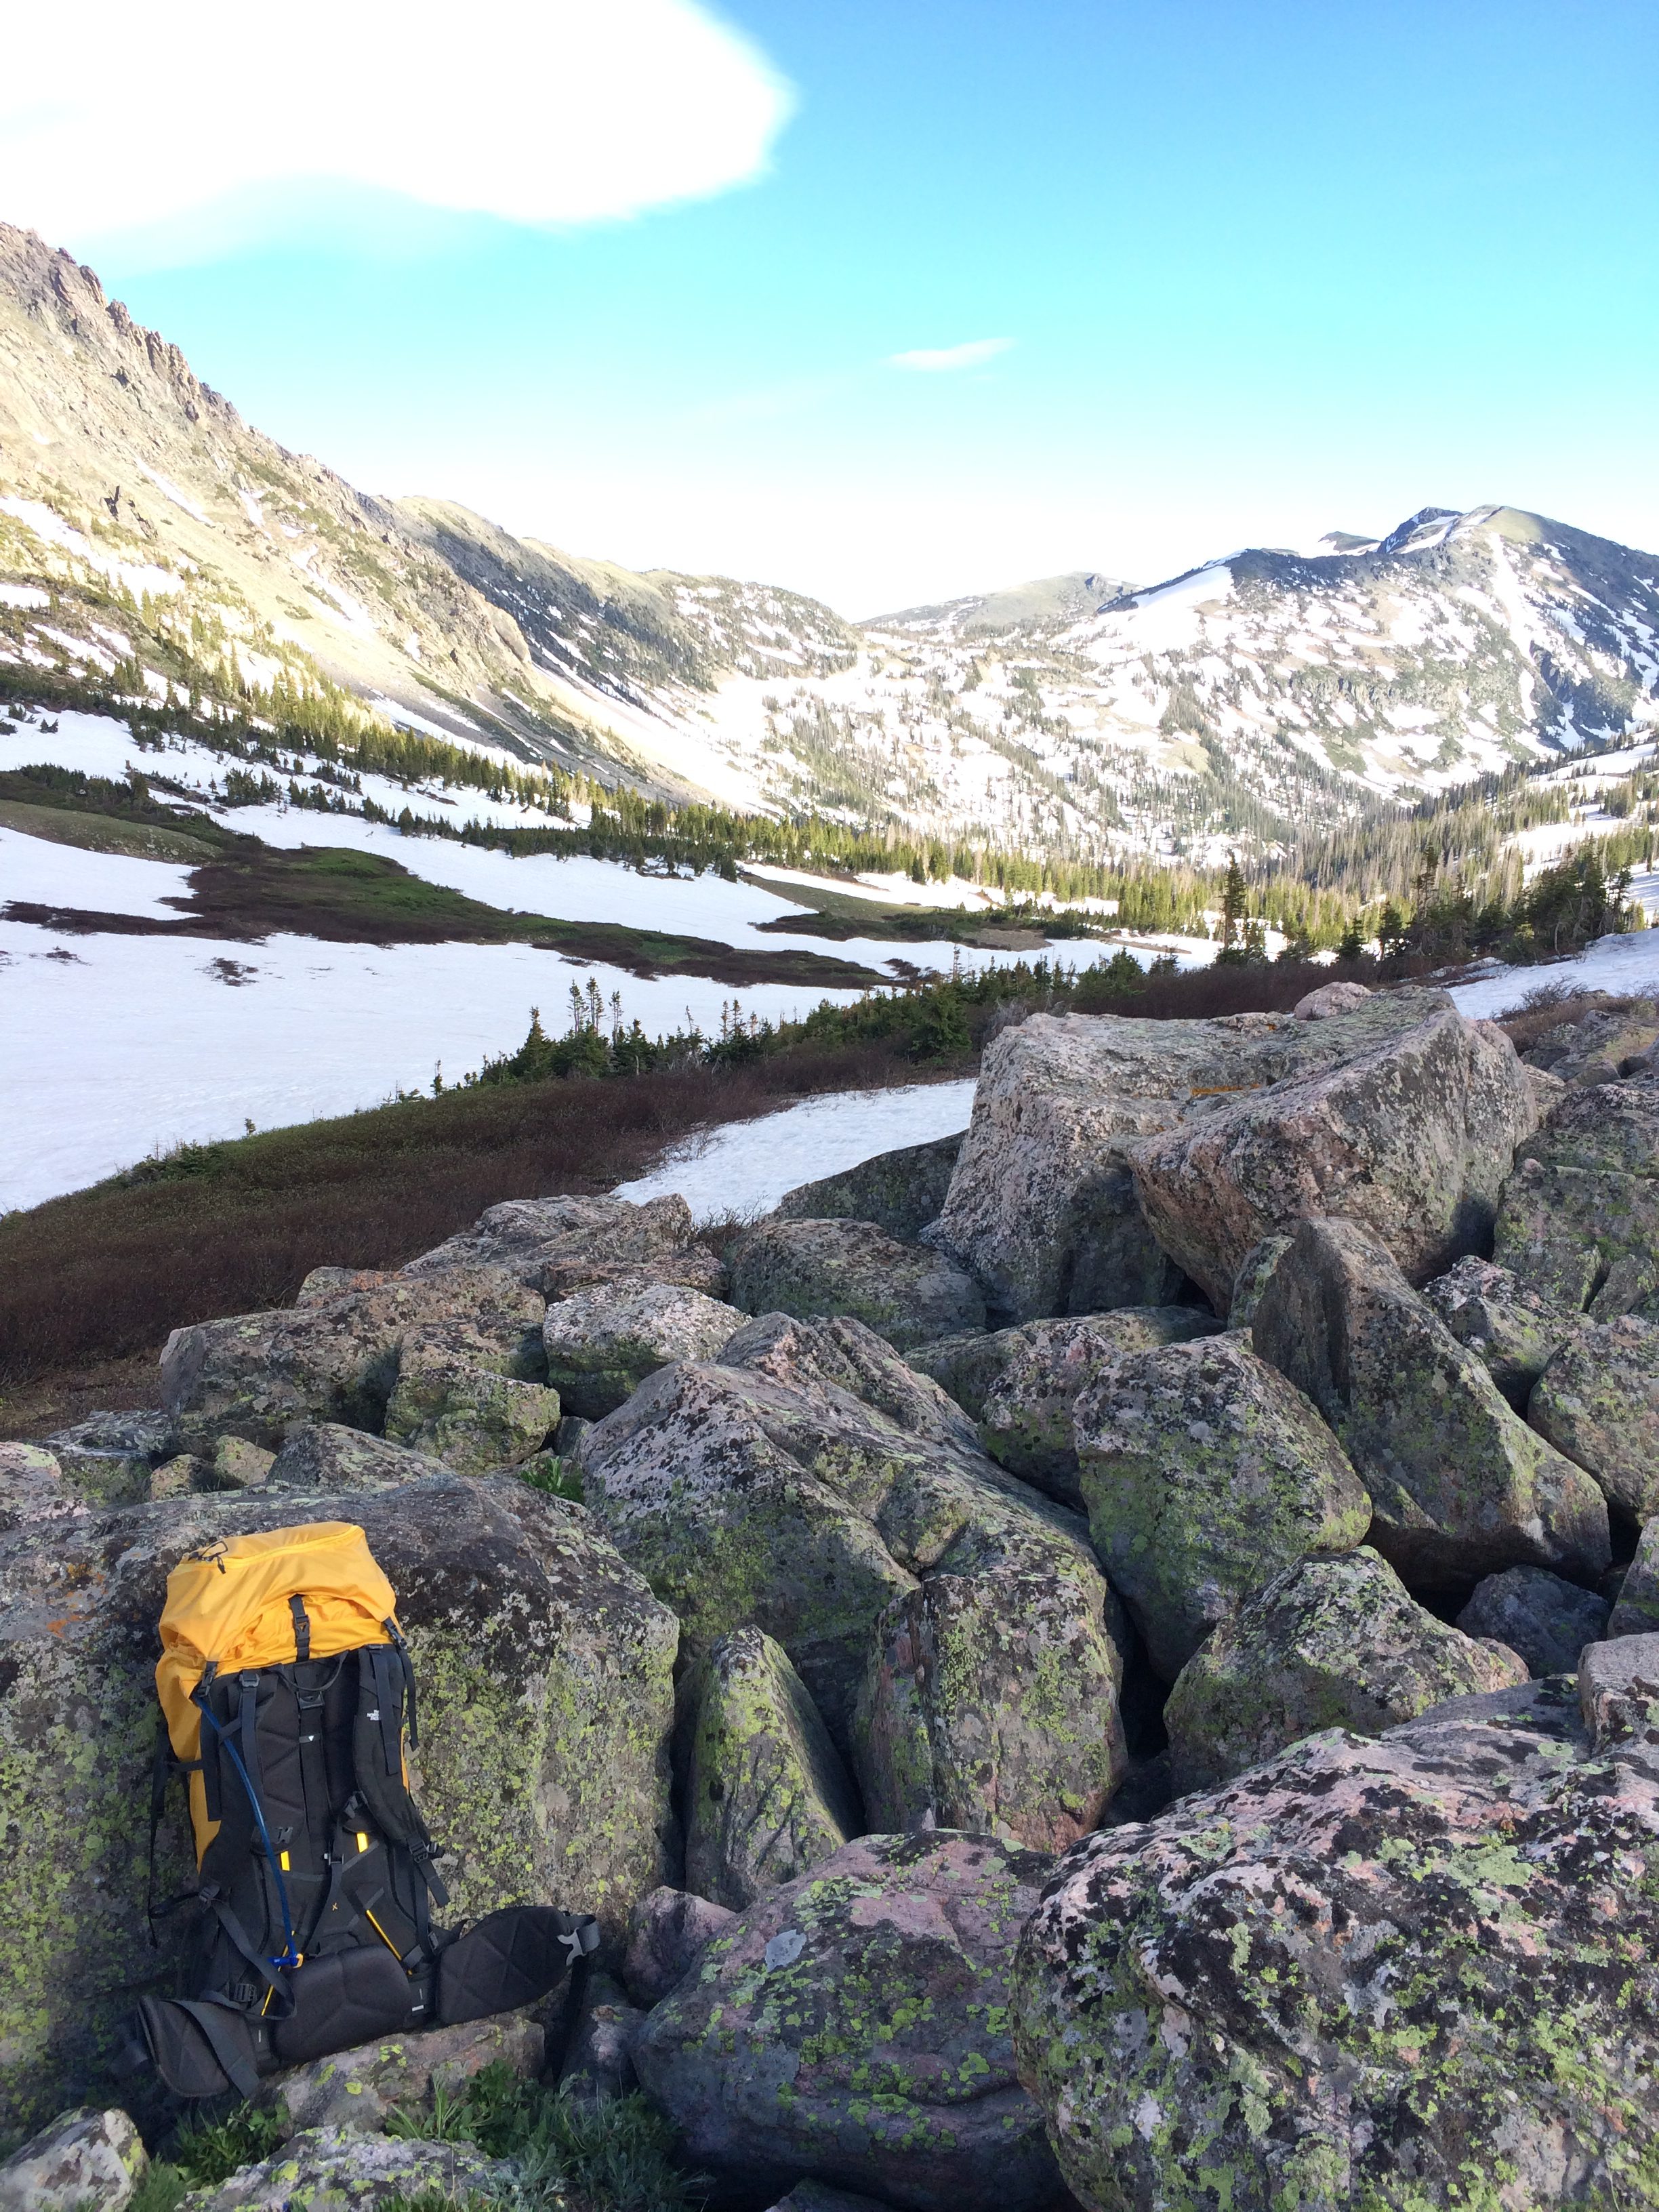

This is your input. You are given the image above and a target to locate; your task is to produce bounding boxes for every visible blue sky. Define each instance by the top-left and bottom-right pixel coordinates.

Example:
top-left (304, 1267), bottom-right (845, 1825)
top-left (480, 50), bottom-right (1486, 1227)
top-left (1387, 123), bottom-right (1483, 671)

top-left (6, 0), bottom-right (1656, 613)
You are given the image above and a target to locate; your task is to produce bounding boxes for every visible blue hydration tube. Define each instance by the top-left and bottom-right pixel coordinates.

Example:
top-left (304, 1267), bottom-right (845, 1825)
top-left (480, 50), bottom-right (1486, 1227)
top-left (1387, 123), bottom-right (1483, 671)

top-left (195, 1697), bottom-right (301, 1971)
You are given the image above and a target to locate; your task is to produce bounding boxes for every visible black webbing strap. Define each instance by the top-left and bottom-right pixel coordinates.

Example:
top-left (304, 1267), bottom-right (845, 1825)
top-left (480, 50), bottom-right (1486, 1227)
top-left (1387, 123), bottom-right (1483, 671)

top-left (144, 1723), bottom-right (203, 1944)
top-left (202, 1887), bottom-right (289, 2012)
top-left (384, 1619), bottom-right (419, 1748)
top-left (175, 1999), bottom-right (263, 2101)
top-left (369, 1645), bottom-right (403, 1780)
top-left (289, 1595), bottom-right (311, 1661)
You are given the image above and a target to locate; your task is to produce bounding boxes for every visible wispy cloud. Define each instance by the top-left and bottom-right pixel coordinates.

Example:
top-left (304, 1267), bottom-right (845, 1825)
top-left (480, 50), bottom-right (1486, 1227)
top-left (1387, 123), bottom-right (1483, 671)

top-left (888, 337), bottom-right (1017, 373)
top-left (0, 0), bottom-right (795, 251)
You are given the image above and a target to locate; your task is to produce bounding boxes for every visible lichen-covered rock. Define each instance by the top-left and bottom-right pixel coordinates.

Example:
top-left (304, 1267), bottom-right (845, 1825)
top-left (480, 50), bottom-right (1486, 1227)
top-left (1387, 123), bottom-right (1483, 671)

top-left (973, 1308), bottom-right (1223, 1506)
top-left (0, 1443), bottom-right (91, 1538)
top-left (1526, 1004), bottom-right (1659, 1085)
top-left (1523, 1080), bottom-right (1659, 1176)
top-left (1529, 1313), bottom-right (1659, 1520)
top-left (1073, 1332), bottom-right (1372, 1679)
top-left (633, 1831), bottom-right (1064, 2212)
top-left (177, 2127), bottom-right (503, 2211)
top-left (1013, 1678), bottom-right (1659, 2212)
top-left (853, 1570), bottom-right (1126, 1848)
top-left (1166, 1547), bottom-right (1530, 1791)
top-left (682, 1627), bottom-right (861, 1910)
top-left (1424, 1253), bottom-right (1582, 1406)
top-left (147, 1453), bottom-right (201, 1499)
top-left (161, 1267), bottom-right (546, 1450)
top-left (1255, 1216), bottom-right (1610, 1587)
top-left (0, 1476), bottom-right (675, 2135)
top-left (1130, 1007), bottom-right (1539, 1307)
top-left (1225, 1233), bottom-right (1292, 1328)
top-left (542, 1280), bottom-right (745, 1419)
top-left (622, 1886), bottom-right (737, 2007)
top-left (262, 2011), bottom-right (542, 2137)
top-left (294, 1265), bottom-right (391, 1306)
top-left (1293, 978), bottom-right (1373, 1019)
top-left (728, 1216), bottom-right (985, 1351)
top-left (577, 1352), bottom-right (1111, 1749)
top-left (39, 1412), bottom-right (176, 1504)
top-left (382, 1336), bottom-right (560, 1471)
top-left (724, 1311), bottom-right (980, 1450)
top-left (211, 1434), bottom-right (274, 1489)
top-left (1456, 1564), bottom-right (1610, 1677)
top-left (0, 2106), bottom-right (147, 2211)
top-left (777, 1130), bottom-right (965, 1240)
top-left (1610, 1519), bottom-right (1659, 1637)
top-left (266, 1423), bottom-right (451, 1491)
top-left (402, 1191), bottom-right (701, 1295)
top-left (927, 1006), bottom-right (1373, 1325)
top-left (1580, 1632), bottom-right (1659, 1748)
top-left (559, 1969), bottom-right (644, 2101)
top-left (1493, 1158), bottom-right (1659, 1318)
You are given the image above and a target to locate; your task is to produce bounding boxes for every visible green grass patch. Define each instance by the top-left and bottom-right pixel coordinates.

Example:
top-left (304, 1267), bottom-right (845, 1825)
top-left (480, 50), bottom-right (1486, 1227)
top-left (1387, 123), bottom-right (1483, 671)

top-left (0, 796), bottom-right (219, 861)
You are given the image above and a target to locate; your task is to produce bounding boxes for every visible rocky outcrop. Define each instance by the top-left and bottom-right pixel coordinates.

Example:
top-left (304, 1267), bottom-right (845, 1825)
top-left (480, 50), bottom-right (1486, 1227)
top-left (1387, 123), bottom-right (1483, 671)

top-left (728, 1216), bottom-right (985, 1350)
top-left (0, 2108), bottom-right (147, 2212)
top-left (1423, 1253), bottom-right (1581, 1406)
top-left (1528, 1313), bottom-right (1659, 1520)
top-left (382, 1335), bottom-right (560, 1471)
top-left (1015, 1677), bottom-right (1659, 2211)
top-left (682, 1629), bottom-right (861, 1910)
top-left (1456, 1564), bottom-right (1610, 1677)
top-left (402, 1191), bottom-right (712, 1297)
top-left (971, 1307), bottom-right (1223, 1506)
top-left (724, 1312), bottom-right (981, 1450)
top-left (160, 1267), bottom-right (546, 1450)
top-left (777, 1130), bottom-right (964, 1240)
top-left (853, 1570), bottom-right (1127, 1849)
top-left (0, 1476), bottom-right (676, 2135)
top-left (634, 1832), bottom-right (1064, 2212)
top-left (1523, 1079), bottom-right (1659, 1176)
top-left (1130, 1007), bottom-right (1539, 1307)
top-left (1254, 1216), bottom-right (1610, 1587)
top-left (1165, 1547), bottom-right (1530, 1791)
top-left (265, 1422), bottom-right (451, 1490)
top-left (576, 1351), bottom-right (1114, 1762)
top-left (1073, 1332), bottom-right (1372, 1677)
top-left (541, 1281), bottom-right (745, 1418)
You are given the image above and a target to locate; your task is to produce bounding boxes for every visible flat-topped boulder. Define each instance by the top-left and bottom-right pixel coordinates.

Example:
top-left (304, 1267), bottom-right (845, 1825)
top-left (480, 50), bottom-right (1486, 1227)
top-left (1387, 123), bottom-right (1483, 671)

top-left (541, 1279), bottom-right (745, 1418)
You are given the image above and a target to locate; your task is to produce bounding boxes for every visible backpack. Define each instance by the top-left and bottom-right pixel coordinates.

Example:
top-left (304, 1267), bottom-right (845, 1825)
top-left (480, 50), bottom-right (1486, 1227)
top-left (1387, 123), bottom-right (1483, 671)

top-left (123, 1521), bottom-right (598, 2100)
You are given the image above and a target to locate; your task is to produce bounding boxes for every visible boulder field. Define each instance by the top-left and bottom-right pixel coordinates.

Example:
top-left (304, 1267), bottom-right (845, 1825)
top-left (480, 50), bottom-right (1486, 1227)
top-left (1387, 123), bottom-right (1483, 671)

top-left (7, 985), bottom-right (1659, 2211)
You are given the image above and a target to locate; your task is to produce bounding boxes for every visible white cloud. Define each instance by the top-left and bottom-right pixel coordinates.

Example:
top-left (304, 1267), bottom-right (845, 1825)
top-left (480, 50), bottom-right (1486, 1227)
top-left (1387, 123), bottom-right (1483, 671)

top-left (0, 0), bottom-right (794, 247)
top-left (888, 338), bottom-right (1016, 373)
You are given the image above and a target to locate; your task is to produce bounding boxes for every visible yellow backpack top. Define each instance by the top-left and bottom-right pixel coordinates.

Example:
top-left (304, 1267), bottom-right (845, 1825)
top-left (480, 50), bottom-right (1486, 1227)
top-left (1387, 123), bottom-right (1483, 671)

top-left (157, 1521), bottom-right (398, 1862)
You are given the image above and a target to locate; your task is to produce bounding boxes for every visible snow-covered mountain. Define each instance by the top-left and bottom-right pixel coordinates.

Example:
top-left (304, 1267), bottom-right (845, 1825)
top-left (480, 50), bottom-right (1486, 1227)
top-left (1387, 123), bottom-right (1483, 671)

top-left (4, 223), bottom-right (1658, 867)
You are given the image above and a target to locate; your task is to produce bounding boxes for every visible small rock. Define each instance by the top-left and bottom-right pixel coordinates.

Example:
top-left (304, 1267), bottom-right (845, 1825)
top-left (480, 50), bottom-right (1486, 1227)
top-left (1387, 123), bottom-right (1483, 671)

top-left (728, 1216), bottom-right (985, 1351)
top-left (0, 2107), bottom-right (147, 2212)
top-left (777, 1130), bottom-right (965, 1240)
top-left (1074, 1331), bottom-right (1372, 1678)
top-left (543, 1280), bottom-right (745, 1418)
top-left (1423, 1254), bottom-right (1581, 1406)
top-left (148, 1452), bottom-right (202, 1499)
top-left (1292, 979), bottom-right (1372, 1019)
top-left (177, 2126), bottom-right (502, 2211)
top-left (1255, 1215), bottom-right (1610, 1588)
top-left (263, 2011), bottom-right (542, 2136)
top-left (622, 1885), bottom-right (737, 2007)
top-left (1580, 1633), bottom-right (1659, 1750)
top-left (211, 1433), bottom-right (274, 1490)
top-left (558, 1971), bottom-right (643, 2102)
top-left (1456, 1565), bottom-right (1610, 1677)
top-left (1529, 1314), bottom-right (1659, 1521)
top-left (382, 1338), bottom-right (559, 1473)
top-left (682, 1628), bottom-right (861, 1910)
top-left (1165, 1547), bottom-right (1531, 1792)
